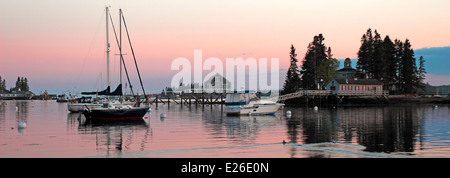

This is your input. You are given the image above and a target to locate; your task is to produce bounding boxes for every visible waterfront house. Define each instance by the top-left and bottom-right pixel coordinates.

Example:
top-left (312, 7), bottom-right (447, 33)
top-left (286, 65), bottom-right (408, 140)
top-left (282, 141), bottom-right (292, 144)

top-left (326, 58), bottom-right (385, 96)
top-left (326, 78), bottom-right (384, 95)
top-left (336, 58), bottom-right (365, 79)
top-left (203, 73), bottom-right (231, 93)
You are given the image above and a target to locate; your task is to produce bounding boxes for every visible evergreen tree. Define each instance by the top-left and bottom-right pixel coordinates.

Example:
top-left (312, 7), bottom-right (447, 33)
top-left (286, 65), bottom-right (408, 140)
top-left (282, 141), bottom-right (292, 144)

top-left (417, 56), bottom-right (426, 91)
top-left (356, 28), bottom-right (374, 77)
top-left (371, 30), bottom-right (384, 80)
top-left (0, 76), bottom-right (6, 92)
top-left (357, 28), bottom-right (384, 80)
top-left (22, 77), bottom-right (29, 92)
top-left (317, 47), bottom-right (339, 88)
top-left (381, 35), bottom-right (398, 91)
top-left (356, 28), bottom-right (424, 94)
top-left (399, 39), bottom-right (417, 93)
top-left (282, 44), bottom-right (302, 94)
top-left (300, 34), bottom-right (329, 89)
top-left (15, 77), bottom-right (21, 91)
top-left (394, 39), bottom-right (404, 92)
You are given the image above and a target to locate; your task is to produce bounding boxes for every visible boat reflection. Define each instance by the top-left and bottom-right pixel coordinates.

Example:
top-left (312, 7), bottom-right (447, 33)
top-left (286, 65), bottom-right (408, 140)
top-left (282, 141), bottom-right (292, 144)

top-left (202, 106), bottom-right (281, 144)
top-left (68, 112), bottom-right (151, 156)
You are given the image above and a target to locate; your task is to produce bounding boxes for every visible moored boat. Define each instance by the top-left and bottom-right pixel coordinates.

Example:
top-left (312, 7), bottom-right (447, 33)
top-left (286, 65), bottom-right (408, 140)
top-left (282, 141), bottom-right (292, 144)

top-left (82, 102), bottom-right (149, 121)
top-left (225, 92), bottom-right (284, 115)
top-left (81, 7), bottom-right (150, 122)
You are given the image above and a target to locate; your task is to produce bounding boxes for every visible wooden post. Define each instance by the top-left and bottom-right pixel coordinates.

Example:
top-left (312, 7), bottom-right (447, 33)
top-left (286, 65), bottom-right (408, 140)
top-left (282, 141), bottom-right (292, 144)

top-left (202, 92), bottom-right (205, 107)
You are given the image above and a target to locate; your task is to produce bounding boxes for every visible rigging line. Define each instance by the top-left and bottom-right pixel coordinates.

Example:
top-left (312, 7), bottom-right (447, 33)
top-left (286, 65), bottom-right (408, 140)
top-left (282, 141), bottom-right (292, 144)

top-left (74, 10), bottom-right (104, 90)
top-left (108, 12), bottom-right (135, 97)
top-left (122, 12), bottom-right (148, 102)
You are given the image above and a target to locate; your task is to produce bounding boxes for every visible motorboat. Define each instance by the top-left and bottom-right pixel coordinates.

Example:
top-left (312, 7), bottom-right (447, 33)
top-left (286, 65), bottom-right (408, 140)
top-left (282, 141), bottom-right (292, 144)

top-left (68, 96), bottom-right (103, 112)
top-left (225, 92), bottom-right (284, 115)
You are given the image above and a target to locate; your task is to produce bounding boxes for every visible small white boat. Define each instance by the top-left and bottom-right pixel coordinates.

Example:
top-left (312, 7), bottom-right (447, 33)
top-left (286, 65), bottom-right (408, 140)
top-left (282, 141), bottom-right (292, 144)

top-left (67, 96), bottom-right (102, 112)
top-left (225, 92), bottom-right (284, 115)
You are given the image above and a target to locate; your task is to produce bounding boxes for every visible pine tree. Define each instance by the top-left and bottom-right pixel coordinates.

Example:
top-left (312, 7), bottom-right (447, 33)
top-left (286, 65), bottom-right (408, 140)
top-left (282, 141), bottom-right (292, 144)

top-left (394, 39), bottom-right (404, 92)
top-left (417, 56), bottom-right (426, 91)
top-left (317, 47), bottom-right (339, 88)
top-left (0, 76), bottom-right (5, 92)
top-left (282, 44), bottom-right (302, 94)
top-left (15, 77), bottom-right (21, 91)
top-left (381, 35), bottom-right (398, 91)
top-left (22, 77), bottom-right (29, 92)
top-left (399, 39), bottom-right (417, 94)
top-left (356, 28), bottom-right (374, 77)
top-left (371, 30), bottom-right (384, 80)
top-left (300, 34), bottom-right (328, 89)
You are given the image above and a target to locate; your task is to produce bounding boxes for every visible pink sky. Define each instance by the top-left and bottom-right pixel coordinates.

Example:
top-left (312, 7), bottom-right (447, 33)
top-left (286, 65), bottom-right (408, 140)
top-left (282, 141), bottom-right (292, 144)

top-left (1, 0), bottom-right (450, 93)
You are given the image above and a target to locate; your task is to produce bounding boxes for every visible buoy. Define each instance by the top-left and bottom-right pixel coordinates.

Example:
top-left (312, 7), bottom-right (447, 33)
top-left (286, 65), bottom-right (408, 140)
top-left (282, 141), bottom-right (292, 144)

top-left (286, 110), bottom-right (292, 118)
top-left (314, 106), bottom-right (318, 111)
top-left (282, 140), bottom-right (286, 144)
top-left (18, 122), bottom-right (27, 129)
top-left (15, 106), bottom-right (18, 111)
top-left (160, 113), bottom-right (166, 118)
top-left (247, 112), bottom-right (252, 116)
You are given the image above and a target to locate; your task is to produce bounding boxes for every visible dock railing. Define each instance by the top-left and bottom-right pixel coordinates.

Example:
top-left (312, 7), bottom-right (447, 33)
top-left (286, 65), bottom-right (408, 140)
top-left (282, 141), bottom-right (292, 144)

top-left (277, 90), bottom-right (389, 102)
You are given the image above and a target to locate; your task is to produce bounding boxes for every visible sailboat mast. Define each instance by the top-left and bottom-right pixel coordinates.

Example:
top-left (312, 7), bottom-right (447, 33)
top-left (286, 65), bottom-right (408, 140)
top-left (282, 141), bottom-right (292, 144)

top-left (119, 9), bottom-right (123, 93)
top-left (106, 6), bottom-right (111, 89)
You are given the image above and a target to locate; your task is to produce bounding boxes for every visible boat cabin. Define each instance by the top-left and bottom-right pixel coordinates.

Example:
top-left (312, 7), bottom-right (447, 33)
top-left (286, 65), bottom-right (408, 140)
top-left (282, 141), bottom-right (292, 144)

top-left (225, 91), bottom-right (258, 106)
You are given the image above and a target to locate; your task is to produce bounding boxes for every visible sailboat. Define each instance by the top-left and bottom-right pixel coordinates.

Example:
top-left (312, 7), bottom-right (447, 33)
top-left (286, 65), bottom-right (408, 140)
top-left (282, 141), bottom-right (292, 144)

top-left (82, 7), bottom-right (149, 121)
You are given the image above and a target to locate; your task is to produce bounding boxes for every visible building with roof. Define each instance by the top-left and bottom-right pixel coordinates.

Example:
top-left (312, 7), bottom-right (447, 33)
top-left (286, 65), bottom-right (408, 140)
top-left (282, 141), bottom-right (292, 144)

top-left (326, 58), bottom-right (386, 96)
top-left (336, 58), bottom-right (364, 79)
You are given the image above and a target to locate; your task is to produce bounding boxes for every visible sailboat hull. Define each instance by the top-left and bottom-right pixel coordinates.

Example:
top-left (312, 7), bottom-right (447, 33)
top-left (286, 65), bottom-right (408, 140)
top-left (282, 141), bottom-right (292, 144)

top-left (83, 107), bottom-right (150, 121)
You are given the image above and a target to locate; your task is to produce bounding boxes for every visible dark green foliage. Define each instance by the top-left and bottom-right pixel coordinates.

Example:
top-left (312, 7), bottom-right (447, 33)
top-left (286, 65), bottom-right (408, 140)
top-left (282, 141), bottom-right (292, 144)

top-left (300, 34), bottom-right (330, 89)
top-left (356, 28), bottom-right (425, 94)
top-left (282, 44), bottom-right (302, 94)
top-left (0, 76), bottom-right (6, 92)
top-left (13, 76), bottom-right (29, 92)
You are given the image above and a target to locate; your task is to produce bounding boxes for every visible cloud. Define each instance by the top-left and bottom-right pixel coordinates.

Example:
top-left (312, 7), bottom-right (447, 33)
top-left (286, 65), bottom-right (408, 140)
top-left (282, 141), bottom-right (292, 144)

top-left (415, 46), bottom-right (450, 75)
top-left (424, 74), bottom-right (450, 86)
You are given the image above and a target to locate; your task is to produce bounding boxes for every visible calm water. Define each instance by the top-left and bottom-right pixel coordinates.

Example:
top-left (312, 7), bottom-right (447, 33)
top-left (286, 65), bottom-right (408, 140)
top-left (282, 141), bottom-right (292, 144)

top-left (1, 100), bottom-right (450, 158)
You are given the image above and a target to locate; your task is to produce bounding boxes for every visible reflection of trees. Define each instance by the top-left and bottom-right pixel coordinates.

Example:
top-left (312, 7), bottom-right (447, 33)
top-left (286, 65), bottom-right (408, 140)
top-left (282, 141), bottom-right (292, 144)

top-left (285, 106), bottom-right (424, 154)
top-left (356, 107), bottom-right (421, 152)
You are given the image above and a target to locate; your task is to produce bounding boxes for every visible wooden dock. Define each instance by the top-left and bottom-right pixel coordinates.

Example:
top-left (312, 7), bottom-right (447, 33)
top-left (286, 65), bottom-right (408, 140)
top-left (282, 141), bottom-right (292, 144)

top-left (132, 92), bottom-right (226, 106)
top-left (131, 89), bottom-right (389, 106)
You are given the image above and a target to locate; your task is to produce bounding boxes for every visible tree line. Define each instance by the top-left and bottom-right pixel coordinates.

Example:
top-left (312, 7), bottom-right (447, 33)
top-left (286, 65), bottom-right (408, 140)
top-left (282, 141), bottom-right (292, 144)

top-left (356, 28), bottom-right (425, 94)
top-left (282, 28), bottom-right (425, 94)
top-left (0, 76), bottom-right (30, 93)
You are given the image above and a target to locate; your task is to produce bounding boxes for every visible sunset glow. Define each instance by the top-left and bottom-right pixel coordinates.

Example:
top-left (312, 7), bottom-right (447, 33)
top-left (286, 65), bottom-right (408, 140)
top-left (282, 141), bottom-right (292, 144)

top-left (1, 0), bottom-right (450, 93)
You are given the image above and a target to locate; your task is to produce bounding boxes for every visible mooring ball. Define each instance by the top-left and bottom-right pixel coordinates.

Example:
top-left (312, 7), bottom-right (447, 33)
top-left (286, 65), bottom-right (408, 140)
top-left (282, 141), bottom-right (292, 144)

top-left (160, 113), bottom-right (167, 118)
top-left (18, 122), bottom-right (27, 129)
top-left (314, 106), bottom-right (318, 110)
top-left (286, 110), bottom-right (291, 115)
